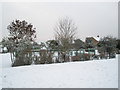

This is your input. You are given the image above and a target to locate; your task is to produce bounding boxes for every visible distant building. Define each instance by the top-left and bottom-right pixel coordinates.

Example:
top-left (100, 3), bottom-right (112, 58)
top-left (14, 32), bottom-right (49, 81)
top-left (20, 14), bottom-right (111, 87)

top-left (72, 39), bottom-right (85, 50)
top-left (85, 37), bottom-right (99, 48)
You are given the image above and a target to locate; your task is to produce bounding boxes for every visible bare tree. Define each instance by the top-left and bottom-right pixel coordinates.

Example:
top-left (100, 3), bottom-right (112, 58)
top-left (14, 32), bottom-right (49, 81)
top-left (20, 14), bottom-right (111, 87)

top-left (54, 17), bottom-right (77, 62)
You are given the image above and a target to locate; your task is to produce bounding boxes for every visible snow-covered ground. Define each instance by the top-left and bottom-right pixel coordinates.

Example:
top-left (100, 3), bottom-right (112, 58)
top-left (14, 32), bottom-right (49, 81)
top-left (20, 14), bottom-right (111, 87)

top-left (0, 53), bottom-right (118, 88)
top-left (0, 53), bottom-right (2, 89)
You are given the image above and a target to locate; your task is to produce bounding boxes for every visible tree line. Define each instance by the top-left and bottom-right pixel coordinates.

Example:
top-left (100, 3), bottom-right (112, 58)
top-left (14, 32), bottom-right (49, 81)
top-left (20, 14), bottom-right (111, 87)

top-left (0, 17), bottom-right (119, 67)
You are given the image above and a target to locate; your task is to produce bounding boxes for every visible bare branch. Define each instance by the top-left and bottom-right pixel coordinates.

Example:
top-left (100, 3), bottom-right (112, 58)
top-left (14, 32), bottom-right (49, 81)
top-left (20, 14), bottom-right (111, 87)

top-left (54, 17), bottom-right (77, 52)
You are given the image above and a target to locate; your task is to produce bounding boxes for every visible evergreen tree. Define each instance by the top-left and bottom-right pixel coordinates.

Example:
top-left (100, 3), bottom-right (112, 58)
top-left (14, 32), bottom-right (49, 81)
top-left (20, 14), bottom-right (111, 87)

top-left (6, 20), bottom-right (36, 66)
top-left (98, 36), bottom-right (117, 58)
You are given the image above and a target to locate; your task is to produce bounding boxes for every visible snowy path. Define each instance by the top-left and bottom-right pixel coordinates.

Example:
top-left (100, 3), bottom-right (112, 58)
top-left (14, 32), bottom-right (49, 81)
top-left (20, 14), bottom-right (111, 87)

top-left (1, 53), bottom-right (118, 88)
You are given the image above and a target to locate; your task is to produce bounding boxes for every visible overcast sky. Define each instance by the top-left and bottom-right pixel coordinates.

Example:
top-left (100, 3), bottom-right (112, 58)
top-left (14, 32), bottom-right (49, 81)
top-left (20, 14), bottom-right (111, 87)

top-left (1, 2), bottom-right (118, 42)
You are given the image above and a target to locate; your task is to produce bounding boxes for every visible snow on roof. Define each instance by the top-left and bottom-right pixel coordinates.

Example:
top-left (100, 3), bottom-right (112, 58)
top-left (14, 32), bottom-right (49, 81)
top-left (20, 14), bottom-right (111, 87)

top-left (94, 37), bottom-right (100, 41)
top-left (41, 46), bottom-right (47, 50)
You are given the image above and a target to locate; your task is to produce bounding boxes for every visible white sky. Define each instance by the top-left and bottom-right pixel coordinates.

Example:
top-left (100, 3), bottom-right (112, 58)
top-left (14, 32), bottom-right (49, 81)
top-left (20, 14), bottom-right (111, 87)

top-left (1, 2), bottom-right (118, 42)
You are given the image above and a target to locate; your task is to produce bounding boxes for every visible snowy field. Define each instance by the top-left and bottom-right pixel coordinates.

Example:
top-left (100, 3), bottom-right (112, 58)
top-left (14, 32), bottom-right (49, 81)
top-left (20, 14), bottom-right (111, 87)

top-left (0, 53), bottom-right (118, 88)
top-left (0, 69), bottom-right (1, 89)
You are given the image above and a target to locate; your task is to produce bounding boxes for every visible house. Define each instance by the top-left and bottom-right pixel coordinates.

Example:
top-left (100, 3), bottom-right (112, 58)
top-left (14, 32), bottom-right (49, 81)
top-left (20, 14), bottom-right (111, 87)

top-left (72, 39), bottom-right (85, 50)
top-left (69, 48), bottom-right (100, 61)
top-left (85, 37), bottom-right (99, 48)
top-left (0, 42), bottom-right (8, 53)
